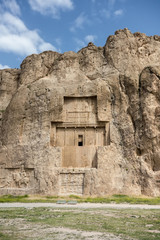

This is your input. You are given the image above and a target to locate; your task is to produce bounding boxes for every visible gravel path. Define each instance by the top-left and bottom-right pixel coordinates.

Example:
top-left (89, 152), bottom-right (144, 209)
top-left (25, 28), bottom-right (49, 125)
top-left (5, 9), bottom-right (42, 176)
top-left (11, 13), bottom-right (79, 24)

top-left (0, 202), bottom-right (160, 209)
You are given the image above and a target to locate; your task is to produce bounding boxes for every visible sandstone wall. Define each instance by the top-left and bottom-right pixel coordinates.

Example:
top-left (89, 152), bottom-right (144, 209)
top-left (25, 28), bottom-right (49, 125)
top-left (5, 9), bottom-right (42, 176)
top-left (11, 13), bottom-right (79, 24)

top-left (0, 29), bottom-right (160, 196)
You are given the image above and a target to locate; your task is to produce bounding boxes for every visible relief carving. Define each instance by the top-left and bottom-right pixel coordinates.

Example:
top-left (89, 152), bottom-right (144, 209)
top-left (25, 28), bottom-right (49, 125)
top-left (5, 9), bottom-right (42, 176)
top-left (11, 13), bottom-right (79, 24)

top-left (59, 173), bottom-right (84, 195)
top-left (12, 166), bottom-right (29, 188)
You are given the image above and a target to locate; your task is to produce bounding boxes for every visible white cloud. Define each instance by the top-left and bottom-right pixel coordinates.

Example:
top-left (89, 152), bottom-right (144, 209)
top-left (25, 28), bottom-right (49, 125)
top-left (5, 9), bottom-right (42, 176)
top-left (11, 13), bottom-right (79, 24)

top-left (0, 12), bottom-right (57, 56)
top-left (70, 12), bottom-right (89, 32)
top-left (100, 0), bottom-right (116, 19)
top-left (1, 0), bottom-right (21, 16)
top-left (1, 12), bottom-right (27, 32)
top-left (85, 35), bottom-right (97, 43)
top-left (28, 0), bottom-right (73, 18)
top-left (100, 0), bottom-right (124, 19)
top-left (114, 9), bottom-right (123, 16)
top-left (0, 64), bottom-right (10, 69)
top-left (75, 38), bottom-right (85, 48)
top-left (74, 35), bottom-right (97, 52)
top-left (39, 42), bottom-right (55, 52)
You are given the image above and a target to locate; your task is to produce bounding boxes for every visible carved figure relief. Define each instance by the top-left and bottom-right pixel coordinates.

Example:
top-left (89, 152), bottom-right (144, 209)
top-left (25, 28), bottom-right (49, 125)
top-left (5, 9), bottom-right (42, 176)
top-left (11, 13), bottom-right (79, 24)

top-left (12, 166), bottom-right (29, 188)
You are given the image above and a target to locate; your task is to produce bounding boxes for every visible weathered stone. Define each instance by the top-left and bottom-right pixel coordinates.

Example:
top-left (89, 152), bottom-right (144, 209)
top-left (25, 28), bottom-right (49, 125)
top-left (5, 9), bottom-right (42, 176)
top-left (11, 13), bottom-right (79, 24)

top-left (0, 69), bottom-right (20, 111)
top-left (1, 29), bottom-right (160, 196)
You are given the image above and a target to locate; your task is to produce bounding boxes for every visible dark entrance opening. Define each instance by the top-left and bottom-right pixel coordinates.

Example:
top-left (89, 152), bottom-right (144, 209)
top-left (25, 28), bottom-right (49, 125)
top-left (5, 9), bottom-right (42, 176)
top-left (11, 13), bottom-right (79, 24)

top-left (78, 135), bottom-right (83, 146)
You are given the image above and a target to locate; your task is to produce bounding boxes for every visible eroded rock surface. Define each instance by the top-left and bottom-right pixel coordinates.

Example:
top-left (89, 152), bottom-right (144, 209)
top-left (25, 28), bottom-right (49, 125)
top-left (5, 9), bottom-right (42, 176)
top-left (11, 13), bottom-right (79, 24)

top-left (0, 29), bottom-right (160, 196)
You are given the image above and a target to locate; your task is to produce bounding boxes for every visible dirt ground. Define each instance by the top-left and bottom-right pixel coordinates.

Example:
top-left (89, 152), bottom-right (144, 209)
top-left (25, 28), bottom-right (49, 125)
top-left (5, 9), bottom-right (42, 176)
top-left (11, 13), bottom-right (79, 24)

top-left (0, 203), bottom-right (160, 240)
top-left (0, 218), bottom-right (132, 240)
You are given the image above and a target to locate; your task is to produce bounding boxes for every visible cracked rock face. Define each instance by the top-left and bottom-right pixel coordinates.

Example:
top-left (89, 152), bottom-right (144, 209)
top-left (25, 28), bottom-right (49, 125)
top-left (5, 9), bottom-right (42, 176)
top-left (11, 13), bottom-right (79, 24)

top-left (0, 29), bottom-right (160, 196)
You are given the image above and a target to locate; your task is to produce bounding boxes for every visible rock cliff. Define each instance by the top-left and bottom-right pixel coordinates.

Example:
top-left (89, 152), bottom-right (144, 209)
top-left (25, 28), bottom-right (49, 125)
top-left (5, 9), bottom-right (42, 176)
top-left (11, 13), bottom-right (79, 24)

top-left (0, 28), bottom-right (160, 196)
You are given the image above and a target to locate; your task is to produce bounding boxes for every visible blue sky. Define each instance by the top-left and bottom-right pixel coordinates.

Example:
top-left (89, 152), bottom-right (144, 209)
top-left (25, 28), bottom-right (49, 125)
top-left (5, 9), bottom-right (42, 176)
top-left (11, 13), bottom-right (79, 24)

top-left (0, 0), bottom-right (160, 69)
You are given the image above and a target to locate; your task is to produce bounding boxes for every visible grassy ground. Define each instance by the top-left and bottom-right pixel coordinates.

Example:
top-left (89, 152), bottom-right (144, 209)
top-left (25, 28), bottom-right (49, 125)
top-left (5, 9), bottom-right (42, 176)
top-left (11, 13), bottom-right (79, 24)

top-left (0, 207), bottom-right (160, 240)
top-left (0, 194), bottom-right (160, 205)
